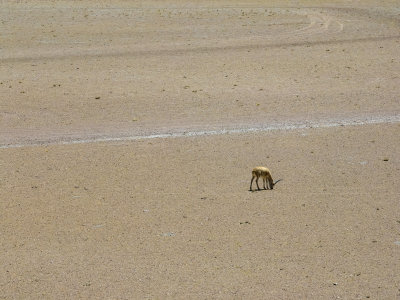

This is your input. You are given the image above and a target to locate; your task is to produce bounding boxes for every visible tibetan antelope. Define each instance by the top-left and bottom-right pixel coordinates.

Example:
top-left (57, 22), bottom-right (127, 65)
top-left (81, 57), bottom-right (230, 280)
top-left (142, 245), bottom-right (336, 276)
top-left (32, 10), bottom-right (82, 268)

top-left (249, 166), bottom-right (282, 191)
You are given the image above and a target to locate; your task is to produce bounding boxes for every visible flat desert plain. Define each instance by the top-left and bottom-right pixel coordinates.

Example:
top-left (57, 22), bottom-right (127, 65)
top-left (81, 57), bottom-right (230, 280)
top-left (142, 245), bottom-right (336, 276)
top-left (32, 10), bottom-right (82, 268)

top-left (0, 0), bottom-right (399, 299)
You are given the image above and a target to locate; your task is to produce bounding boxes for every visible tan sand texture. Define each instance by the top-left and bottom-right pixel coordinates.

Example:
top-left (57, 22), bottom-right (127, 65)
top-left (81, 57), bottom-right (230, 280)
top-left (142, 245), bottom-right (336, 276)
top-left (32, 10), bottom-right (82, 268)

top-left (0, 0), bottom-right (399, 298)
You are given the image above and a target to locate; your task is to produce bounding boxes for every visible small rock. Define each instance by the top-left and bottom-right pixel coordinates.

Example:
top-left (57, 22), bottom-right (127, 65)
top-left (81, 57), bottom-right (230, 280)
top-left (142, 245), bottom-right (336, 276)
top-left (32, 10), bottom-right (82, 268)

top-left (162, 232), bottom-right (175, 237)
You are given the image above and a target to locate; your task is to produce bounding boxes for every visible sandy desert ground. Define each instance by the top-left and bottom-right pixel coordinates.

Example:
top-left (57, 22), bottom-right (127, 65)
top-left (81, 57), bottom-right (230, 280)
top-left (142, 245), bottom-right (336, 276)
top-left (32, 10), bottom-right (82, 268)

top-left (0, 0), bottom-right (399, 299)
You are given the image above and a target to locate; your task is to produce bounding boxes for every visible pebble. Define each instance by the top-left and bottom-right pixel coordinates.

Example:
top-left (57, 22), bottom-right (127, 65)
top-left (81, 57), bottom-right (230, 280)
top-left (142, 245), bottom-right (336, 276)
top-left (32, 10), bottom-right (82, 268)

top-left (162, 232), bottom-right (175, 237)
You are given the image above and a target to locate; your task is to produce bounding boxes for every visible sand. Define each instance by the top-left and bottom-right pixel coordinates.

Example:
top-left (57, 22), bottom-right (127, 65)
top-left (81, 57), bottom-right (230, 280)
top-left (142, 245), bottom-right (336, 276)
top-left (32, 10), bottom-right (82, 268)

top-left (0, 0), bottom-right (399, 298)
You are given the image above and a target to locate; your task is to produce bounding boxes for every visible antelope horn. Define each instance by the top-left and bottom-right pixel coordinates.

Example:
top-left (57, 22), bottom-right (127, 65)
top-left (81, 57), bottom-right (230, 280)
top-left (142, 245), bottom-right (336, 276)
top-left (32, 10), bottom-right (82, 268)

top-left (273, 179), bottom-right (283, 186)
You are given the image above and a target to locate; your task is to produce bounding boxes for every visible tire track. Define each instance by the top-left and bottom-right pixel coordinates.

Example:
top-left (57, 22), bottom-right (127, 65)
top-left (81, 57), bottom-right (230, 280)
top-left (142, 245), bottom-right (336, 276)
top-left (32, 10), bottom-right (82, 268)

top-left (1, 7), bottom-right (394, 63)
top-left (2, 33), bottom-right (398, 64)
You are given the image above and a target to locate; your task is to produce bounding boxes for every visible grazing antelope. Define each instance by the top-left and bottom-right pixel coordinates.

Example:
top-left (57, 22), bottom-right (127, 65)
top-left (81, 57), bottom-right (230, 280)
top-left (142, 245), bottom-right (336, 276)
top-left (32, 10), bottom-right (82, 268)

top-left (249, 166), bottom-right (282, 191)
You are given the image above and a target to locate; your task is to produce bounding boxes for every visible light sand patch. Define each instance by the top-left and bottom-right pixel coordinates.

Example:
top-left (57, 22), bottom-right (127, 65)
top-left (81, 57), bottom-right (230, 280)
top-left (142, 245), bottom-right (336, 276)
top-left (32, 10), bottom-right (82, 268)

top-left (0, 112), bottom-right (399, 149)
